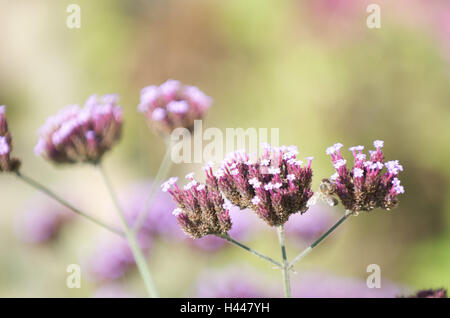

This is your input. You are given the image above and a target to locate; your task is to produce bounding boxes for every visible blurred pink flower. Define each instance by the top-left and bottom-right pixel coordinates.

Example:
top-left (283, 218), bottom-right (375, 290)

top-left (119, 180), bottom-right (179, 239)
top-left (304, 0), bottom-right (366, 38)
top-left (93, 283), bottom-right (137, 298)
top-left (83, 232), bottom-right (152, 282)
top-left (194, 266), bottom-right (276, 298)
top-left (284, 203), bottom-right (337, 245)
top-left (138, 79), bottom-right (212, 134)
top-left (292, 271), bottom-right (405, 298)
top-left (435, 5), bottom-right (450, 58)
top-left (14, 195), bottom-right (74, 244)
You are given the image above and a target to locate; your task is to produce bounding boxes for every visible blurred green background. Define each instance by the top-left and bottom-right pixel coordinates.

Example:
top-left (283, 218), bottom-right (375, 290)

top-left (0, 0), bottom-right (449, 297)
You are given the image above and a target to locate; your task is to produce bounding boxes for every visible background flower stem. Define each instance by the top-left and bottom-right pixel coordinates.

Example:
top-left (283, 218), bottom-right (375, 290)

top-left (289, 210), bottom-right (352, 269)
top-left (15, 171), bottom-right (123, 237)
top-left (133, 139), bottom-right (173, 234)
top-left (277, 225), bottom-right (291, 298)
top-left (98, 163), bottom-right (159, 298)
top-left (218, 234), bottom-right (282, 267)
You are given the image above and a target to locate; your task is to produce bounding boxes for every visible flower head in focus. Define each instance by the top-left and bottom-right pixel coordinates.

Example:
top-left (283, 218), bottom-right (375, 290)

top-left (138, 79), bottom-right (212, 135)
top-left (0, 106), bottom-right (21, 172)
top-left (35, 95), bottom-right (123, 164)
top-left (162, 173), bottom-right (232, 239)
top-left (325, 141), bottom-right (404, 213)
top-left (210, 145), bottom-right (314, 226)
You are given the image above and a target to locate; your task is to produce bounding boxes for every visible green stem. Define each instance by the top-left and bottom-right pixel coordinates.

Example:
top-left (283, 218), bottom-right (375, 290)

top-left (288, 211), bottom-right (352, 269)
top-left (218, 234), bottom-right (282, 268)
top-left (98, 164), bottom-right (159, 298)
top-left (15, 171), bottom-right (123, 237)
top-left (133, 140), bottom-right (173, 234)
top-left (277, 226), bottom-right (291, 298)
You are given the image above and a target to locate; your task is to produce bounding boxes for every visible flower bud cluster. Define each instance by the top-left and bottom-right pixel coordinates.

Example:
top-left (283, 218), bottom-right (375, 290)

top-left (165, 144), bottom-right (314, 234)
top-left (325, 140), bottom-right (404, 212)
top-left (213, 145), bottom-right (314, 226)
top-left (162, 173), bottom-right (232, 239)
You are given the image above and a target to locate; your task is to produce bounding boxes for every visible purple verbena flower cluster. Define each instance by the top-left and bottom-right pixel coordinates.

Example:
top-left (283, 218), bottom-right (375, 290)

top-left (35, 95), bottom-right (123, 164)
top-left (325, 140), bottom-right (405, 212)
top-left (214, 145), bottom-right (314, 226)
top-left (0, 106), bottom-right (21, 172)
top-left (162, 173), bottom-right (232, 239)
top-left (138, 79), bottom-right (212, 134)
top-left (163, 144), bottom-right (314, 237)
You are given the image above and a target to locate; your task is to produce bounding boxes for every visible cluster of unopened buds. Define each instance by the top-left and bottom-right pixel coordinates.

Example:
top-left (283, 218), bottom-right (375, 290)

top-left (324, 140), bottom-right (404, 213)
top-left (138, 79), bottom-right (212, 135)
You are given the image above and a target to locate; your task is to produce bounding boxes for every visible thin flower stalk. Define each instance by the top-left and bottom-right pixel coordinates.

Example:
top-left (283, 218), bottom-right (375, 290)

top-left (133, 139), bottom-right (174, 233)
top-left (276, 226), bottom-right (291, 298)
top-left (98, 164), bottom-right (159, 298)
top-left (217, 233), bottom-right (281, 268)
top-left (288, 210), bottom-right (352, 269)
top-left (15, 171), bottom-right (123, 237)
